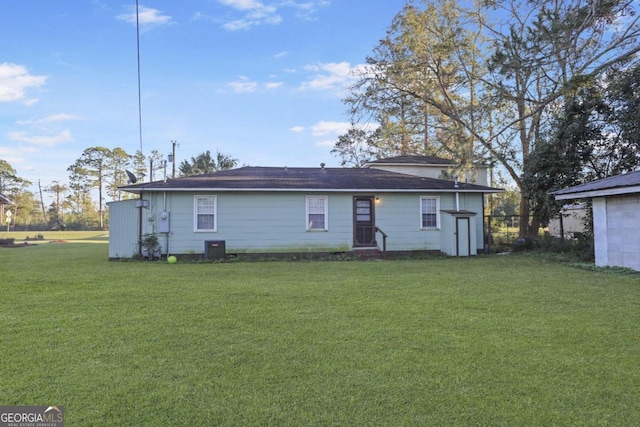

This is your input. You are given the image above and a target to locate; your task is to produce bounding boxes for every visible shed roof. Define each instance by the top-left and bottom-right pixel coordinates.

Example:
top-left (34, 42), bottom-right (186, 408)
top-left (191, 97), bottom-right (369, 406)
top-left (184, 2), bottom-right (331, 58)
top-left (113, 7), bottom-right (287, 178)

top-left (551, 170), bottom-right (640, 200)
top-left (0, 193), bottom-right (11, 204)
top-left (120, 166), bottom-right (501, 194)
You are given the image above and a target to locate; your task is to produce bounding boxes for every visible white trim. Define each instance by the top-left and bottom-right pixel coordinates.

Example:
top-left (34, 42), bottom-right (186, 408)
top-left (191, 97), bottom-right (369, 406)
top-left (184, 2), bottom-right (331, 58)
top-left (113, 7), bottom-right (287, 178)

top-left (420, 196), bottom-right (440, 229)
top-left (193, 195), bottom-right (217, 232)
top-left (306, 195), bottom-right (328, 231)
top-left (554, 185), bottom-right (640, 200)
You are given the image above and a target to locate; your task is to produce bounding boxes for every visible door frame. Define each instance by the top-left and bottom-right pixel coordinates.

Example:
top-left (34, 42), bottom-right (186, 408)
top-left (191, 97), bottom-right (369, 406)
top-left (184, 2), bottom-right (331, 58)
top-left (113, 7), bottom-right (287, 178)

top-left (353, 196), bottom-right (376, 247)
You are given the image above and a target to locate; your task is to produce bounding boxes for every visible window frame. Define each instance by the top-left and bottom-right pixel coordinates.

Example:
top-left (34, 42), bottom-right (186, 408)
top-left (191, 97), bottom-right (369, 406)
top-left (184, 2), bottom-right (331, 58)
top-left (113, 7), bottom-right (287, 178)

top-left (194, 195), bottom-right (217, 232)
top-left (306, 195), bottom-right (329, 231)
top-left (420, 196), bottom-right (440, 229)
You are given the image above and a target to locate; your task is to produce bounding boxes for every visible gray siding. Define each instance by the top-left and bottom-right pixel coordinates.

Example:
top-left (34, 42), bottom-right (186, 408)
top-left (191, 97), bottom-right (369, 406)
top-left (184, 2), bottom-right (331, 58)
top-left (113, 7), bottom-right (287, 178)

top-left (108, 199), bottom-right (139, 258)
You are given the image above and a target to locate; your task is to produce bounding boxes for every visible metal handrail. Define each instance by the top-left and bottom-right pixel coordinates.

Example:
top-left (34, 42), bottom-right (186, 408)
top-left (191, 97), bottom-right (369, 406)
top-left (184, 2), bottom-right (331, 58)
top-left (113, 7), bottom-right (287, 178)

top-left (375, 226), bottom-right (388, 252)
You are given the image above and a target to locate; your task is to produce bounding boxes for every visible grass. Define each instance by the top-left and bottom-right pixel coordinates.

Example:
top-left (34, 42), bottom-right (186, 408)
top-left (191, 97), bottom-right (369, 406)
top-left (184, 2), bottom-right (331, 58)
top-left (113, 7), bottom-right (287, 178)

top-left (1, 239), bottom-right (639, 425)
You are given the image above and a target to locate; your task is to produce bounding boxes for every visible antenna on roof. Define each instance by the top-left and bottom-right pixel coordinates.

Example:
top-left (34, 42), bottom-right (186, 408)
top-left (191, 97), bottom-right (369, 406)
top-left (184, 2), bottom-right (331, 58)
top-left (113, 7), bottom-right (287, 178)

top-left (126, 170), bottom-right (138, 184)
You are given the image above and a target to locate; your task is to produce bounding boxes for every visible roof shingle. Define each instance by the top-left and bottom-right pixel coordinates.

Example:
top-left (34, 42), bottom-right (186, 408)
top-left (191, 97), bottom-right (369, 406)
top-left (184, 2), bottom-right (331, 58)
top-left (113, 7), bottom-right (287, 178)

top-left (121, 166), bottom-right (500, 193)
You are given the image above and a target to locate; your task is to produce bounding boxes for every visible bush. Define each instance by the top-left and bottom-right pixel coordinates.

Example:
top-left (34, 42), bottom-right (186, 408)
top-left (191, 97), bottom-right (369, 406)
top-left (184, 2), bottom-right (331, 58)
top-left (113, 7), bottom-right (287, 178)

top-left (0, 238), bottom-right (15, 246)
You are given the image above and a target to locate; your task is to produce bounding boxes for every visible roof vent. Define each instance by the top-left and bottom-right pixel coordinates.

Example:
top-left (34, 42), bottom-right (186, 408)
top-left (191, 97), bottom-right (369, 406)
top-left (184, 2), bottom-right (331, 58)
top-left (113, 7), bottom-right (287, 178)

top-left (320, 163), bottom-right (326, 169)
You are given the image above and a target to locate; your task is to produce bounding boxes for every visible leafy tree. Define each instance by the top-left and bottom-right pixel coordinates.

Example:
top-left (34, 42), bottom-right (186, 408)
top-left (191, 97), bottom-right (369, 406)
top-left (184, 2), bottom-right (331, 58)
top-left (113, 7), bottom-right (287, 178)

top-left (339, 0), bottom-right (640, 236)
top-left (46, 181), bottom-right (69, 229)
top-left (339, 0), bottom-right (489, 172)
top-left (0, 159), bottom-right (41, 229)
top-left (67, 147), bottom-right (111, 229)
top-left (178, 150), bottom-right (238, 176)
top-left (524, 62), bottom-right (640, 226)
top-left (106, 147), bottom-right (132, 201)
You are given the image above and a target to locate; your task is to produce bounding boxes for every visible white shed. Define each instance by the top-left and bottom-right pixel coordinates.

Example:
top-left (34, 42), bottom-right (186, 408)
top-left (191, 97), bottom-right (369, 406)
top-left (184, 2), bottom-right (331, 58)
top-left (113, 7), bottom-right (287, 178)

top-left (552, 171), bottom-right (640, 271)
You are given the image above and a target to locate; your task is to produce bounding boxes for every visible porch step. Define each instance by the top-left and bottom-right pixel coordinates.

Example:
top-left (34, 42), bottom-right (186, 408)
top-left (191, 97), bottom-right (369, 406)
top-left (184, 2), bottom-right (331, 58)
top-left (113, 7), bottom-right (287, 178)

top-left (352, 248), bottom-right (383, 259)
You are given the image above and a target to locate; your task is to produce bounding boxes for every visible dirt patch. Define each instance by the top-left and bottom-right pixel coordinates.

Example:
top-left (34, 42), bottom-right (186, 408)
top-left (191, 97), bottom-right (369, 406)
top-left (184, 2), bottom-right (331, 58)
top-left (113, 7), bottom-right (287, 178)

top-left (49, 240), bottom-right (68, 243)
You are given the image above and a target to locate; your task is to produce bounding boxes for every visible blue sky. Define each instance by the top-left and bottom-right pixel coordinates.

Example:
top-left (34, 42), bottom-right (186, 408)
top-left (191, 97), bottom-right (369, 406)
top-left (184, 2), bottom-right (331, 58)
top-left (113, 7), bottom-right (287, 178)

top-left (0, 0), bottom-right (406, 193)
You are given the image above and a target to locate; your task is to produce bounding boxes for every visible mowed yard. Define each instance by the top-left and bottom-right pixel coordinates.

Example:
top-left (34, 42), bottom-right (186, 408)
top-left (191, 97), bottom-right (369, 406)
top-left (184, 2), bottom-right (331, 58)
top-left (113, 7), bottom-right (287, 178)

top-left (1, 237), bottom-right (639, 426)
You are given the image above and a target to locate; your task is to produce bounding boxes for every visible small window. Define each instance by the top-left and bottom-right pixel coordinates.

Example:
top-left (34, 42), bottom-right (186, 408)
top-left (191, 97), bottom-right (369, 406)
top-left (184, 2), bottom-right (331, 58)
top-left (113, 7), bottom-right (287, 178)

top-left (306, 196), bottom-right (328, 231)
top-left (420, 196), bottom-right (439, 229)
top-left (194, 196), bottom-right (217, 232)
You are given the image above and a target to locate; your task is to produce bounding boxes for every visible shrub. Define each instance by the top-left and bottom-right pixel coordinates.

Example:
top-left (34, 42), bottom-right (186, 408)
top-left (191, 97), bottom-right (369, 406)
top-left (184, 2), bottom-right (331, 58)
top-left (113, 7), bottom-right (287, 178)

top-left (0, 238), bottom-right (15, 246)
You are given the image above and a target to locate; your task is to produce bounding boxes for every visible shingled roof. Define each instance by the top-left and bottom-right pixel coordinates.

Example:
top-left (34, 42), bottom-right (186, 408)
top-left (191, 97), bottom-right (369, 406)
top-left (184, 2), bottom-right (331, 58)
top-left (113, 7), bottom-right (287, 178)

top-left (364, 155), bottom-right (454, 166)
top-left (552, 170), bottom-right (640, 200)
top-left (120, 166), bottom-right (500, 194)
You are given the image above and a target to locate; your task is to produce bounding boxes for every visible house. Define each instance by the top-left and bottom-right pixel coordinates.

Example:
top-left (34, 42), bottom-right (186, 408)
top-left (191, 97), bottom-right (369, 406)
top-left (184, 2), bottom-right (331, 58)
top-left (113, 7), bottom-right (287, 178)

top-left (0, 193), bottom-right (11, 226)
top-left (364, 155), bottom-right (489, 186)
top-left (108, 156), bottom-right (502, 259)
top-left (552, 170), bottom-right (640, 271)
top-left (547, 203), bottom-right (587, 239)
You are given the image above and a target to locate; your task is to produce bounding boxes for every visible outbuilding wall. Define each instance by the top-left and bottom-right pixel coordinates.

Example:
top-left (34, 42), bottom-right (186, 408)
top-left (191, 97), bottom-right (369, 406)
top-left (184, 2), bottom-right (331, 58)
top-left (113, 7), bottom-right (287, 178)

top-left (594, 194), bottom-right (640, 271)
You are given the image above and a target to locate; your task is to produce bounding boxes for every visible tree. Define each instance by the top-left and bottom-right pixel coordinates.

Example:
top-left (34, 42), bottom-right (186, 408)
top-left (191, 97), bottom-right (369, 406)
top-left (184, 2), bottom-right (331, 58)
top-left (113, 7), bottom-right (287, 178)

top-left (0, 159), bottom-right (41, 229)
top-left (67, 147), bottom-right (111, 229)
top-left (339, 0), bottom-right (640, 236)
top-left (339, 0), bottom-right (488, 171)
top-left (524, 62), bottom-right (640, 226)
top-left (106, 147), bottom-right (133, 201)
top-left (46, 181), bottom-right (69, 229)
top-left (178, 150), bottom-right (238, 176)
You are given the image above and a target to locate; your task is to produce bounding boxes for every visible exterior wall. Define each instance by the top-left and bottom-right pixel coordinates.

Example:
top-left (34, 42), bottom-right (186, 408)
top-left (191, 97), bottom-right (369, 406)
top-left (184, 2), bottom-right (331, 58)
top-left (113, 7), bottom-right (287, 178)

top-left (592, 197), bottom-right (608, 267)
top-left (440, 213), bottom-right (477, 256)
top-left (107, 199), bottom-right (139, 258)
top-left (548, 205), bottom-right (587, 238)
top-left (110, 190), bottom-right (487, 257)
top-left (602, 194), bottom-right (640, 271)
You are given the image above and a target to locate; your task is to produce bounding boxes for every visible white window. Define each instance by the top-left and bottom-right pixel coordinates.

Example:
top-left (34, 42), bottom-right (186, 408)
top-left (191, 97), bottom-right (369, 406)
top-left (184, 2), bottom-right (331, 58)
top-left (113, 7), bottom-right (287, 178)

top-left (306, 196), bottom-right (328, 231)
top-left (420, 196), bottom-right (440, 229)
top-left (194, 196), bottom-right (217, 232)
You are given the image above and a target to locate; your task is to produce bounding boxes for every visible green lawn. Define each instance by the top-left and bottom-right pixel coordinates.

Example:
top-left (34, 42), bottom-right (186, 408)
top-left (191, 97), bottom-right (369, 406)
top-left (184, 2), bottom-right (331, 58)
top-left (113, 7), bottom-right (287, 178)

top-left (1, 241), bottom-right (639, 426)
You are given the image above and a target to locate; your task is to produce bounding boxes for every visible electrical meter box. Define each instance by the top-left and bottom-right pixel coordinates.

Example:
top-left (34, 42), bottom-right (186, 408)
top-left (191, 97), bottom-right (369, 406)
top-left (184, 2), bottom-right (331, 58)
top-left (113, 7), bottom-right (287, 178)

top-left (158, 211), bottom-right (170, 233)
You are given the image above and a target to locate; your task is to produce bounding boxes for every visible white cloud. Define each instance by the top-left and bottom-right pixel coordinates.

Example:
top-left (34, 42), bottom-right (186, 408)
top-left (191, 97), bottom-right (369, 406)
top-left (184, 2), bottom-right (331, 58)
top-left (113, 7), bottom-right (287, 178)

top-left (17, 113), bottom-right (81, 126)
top-left (301, 62), bottom-right (356, 92)
top-left (310, 121), bottom-right (350, 136)
top-left (218, 0), bottom-right (281, 30)
top-left (217, 0), bottom-right (328, 30)
top-left (265, 81), bottom-right (283, 89)
top-left (0, 63), bottom-right (47, 103)
top-left (8, 130), bottom-right (73, 147)
top-left (273, 51), bottom-right (289, 59)
top-left (117, 6), bottom-right (172, 27)
top-left (228, 76), bottom-right (258, 93)
top-left (289, 126), bottom-right (305, 133)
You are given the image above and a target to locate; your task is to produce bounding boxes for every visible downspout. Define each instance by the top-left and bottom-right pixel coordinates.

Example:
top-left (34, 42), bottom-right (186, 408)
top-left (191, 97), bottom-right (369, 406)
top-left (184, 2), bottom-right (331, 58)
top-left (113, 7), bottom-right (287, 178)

top-left (164, 191), bottom-right (169, 256)
top-left (454, 175), bottom-right (460, 211)
top-left (138, 191), bottom-right (143, 255)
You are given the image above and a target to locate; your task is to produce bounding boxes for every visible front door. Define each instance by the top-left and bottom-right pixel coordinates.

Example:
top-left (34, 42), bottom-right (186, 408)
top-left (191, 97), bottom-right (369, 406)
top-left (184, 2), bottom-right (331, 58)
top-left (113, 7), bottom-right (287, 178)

top-left (353, 196), bottom-right (376, 247)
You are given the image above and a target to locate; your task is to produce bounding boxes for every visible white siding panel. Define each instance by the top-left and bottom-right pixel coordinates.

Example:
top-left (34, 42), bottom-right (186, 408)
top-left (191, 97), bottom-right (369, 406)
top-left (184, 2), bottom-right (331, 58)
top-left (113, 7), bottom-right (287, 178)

top-left (605, 195), bottom-right (640, 271)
